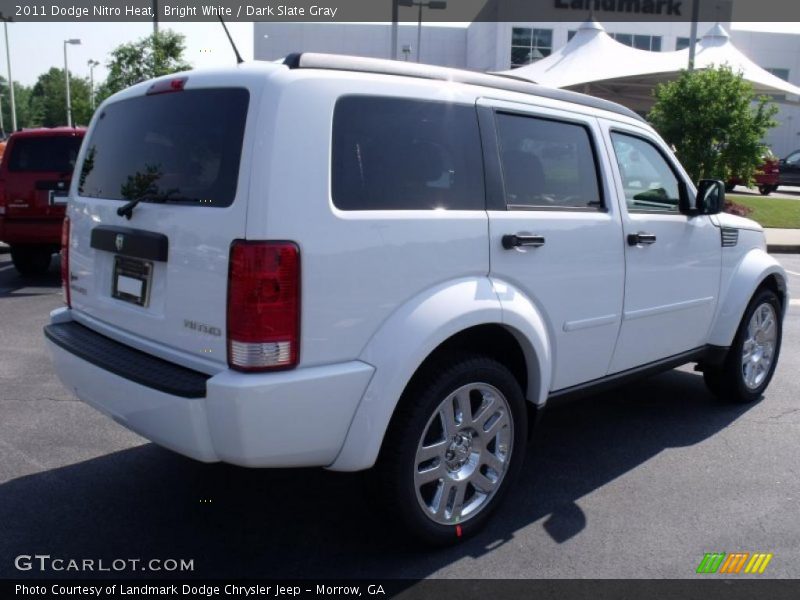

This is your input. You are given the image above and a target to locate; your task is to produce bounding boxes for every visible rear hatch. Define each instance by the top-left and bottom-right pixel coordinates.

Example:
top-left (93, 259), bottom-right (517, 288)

top-left (67, 77), bottom-right (256, 371)
top-left (2, 131), bottom-right (83, 220)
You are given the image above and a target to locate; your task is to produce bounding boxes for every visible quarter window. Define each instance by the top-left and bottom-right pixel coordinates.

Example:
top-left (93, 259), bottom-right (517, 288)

top-left (331, 97), bottom-right (485, 211)
top-left (610, 132), bottom-right (682, 212)
top-left (495, 113), bottom-right (602, 210)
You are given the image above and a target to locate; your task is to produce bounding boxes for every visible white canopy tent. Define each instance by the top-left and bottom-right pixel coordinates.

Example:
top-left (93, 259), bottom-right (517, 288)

top-left (501, 20), bottom-right (800, 113)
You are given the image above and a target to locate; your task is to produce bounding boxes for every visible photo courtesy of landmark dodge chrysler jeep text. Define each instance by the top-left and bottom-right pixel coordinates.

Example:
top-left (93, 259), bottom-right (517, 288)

top-left (44, 54), bottom-right (789, 544)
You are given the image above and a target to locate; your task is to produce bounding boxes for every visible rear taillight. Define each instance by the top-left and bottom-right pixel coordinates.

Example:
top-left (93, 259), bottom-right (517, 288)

top-left (227, 241), bottom-right (300, 372)
top-left (61, 217), bottom-right (70, 307)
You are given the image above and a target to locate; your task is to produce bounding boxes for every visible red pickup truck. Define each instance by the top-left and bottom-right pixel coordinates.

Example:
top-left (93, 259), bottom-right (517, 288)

top-left (0, 128), bottom-right (85, 275)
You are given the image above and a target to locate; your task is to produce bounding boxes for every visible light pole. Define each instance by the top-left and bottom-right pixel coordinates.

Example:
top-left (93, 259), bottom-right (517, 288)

top-left (87, 59), bottom-right (99, 111)
top-left (0, 12), bottom-right (16, 132)
top-left (63, 38), bottom-right (81, 127)
top-left (688, 0), bottom-right (700, 70)
top-left (399, 0), bottom-right (447, 63)
top-left (391, 0), bottom-right (398, 60)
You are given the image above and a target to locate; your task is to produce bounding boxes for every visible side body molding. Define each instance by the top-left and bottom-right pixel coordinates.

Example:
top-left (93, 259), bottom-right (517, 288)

top-left (707, 248), bottom-right (789, 348)
top-left (328, 277), bottom-right (553, 472)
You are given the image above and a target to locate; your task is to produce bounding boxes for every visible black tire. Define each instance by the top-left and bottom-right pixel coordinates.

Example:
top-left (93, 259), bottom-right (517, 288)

top-left (10, 245), bottom-right (53, 276)
top-left (725, 182), bottom-right (736, 193)
top-left (374, 354), bottom-right (527, 545)
top-left (758, 185), bottom-right (772, 196)
top-left (703, 289), bottom-right (782, 404)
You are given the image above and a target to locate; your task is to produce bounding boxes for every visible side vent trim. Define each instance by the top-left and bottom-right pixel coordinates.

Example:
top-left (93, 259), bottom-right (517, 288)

top-left (721, 227), bottom-right (739, 248)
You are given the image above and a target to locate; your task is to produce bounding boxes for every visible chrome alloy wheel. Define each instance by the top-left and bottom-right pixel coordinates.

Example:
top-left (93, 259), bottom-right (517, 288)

top-left (741, 302), bottom-right (778, 390)
top-left (413, 383), bottom-right (513, 526)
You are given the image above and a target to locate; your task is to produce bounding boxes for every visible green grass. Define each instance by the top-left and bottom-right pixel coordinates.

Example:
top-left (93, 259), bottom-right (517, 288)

top-left (726, 194), bottom-right (800, 229)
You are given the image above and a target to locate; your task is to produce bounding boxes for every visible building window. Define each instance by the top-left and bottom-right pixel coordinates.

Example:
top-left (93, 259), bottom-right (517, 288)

top-left (568, 30), bottom-right (661, 52)
top-left (610, 33), bottom-right (662, 51)
top-left (766, 68), bottom-right (790, 101)
top-left (766, 68), bottom-right (790, 81)
top-left (676, 37), bottom-right (691, 50)
top-left (511, 28), bottom-right (553, 68)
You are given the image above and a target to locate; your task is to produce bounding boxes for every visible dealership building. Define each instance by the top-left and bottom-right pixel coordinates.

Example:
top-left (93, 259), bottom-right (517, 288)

top-left (254, 14), bottom-right (800, 157)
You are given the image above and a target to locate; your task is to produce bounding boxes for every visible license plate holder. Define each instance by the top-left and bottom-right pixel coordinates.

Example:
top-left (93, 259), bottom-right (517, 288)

top-left (49, 189), bottom-right (69, 205)
top-left (112, 256), bottom-right (153, 307)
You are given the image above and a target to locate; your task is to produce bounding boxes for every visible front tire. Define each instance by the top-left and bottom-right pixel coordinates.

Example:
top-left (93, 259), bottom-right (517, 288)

top-left (758, 185), bottom-right (772, 196)
top-left (704, 289), bottom-right (782, 403)
top-left (375, 355), bottom-right (527, 545)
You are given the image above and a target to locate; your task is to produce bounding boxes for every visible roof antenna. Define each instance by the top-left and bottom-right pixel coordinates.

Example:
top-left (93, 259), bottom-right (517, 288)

top-left (218, 16), bottom-right (244, 64)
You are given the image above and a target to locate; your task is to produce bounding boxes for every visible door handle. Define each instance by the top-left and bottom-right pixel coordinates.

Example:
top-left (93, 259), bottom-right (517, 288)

top-left (502, 234), bottom-right (546, 249)
top-left (627, 232), bottom-right (657, 246)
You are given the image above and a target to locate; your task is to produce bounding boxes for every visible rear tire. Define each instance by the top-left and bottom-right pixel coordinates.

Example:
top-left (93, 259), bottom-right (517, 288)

top-left (374, 354), bottom-right (527, 545)
top-left (703, 289), bottom-right (782, 404)
top-left (725, 182), bottom-right (736, 193)
top-left (758, 185), bottom-right (772, 196)
top-left (10, 245), bottom-right (53, 276)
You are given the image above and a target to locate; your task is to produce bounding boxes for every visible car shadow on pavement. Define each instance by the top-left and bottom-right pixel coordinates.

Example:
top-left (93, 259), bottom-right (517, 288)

top-left (0, 254), bottom-right (62, 298)
top-left (0, 369), bottom-right (756, 579)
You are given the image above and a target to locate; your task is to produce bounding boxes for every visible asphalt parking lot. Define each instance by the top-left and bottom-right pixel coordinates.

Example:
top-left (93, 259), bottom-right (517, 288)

top-left (1, 251), bottom-right (798, 580)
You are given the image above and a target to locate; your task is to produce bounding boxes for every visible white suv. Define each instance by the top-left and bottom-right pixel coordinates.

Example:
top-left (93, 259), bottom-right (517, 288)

top-left (45, 54), bottom-right (789, 544)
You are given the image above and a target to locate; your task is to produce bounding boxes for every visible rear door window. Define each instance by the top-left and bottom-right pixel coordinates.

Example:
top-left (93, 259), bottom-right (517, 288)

top-left (495, 112), bottom-right (603, 210)
top-left (78, 88), bottom-right (249, 207)
top-left (7, 136), bottom-right (83, 173)
top-left (332, 96), bottom-right (485, 210)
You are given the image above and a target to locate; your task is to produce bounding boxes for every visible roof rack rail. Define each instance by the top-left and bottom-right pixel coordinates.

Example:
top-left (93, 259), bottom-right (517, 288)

top-left (282, 52), bottom-right (645, 123)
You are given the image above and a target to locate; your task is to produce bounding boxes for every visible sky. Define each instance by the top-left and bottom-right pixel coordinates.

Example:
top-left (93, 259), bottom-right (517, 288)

top-left (0, 21), bottom-right (797, 88)
top-left (1, 21), bottom-right (254, 87)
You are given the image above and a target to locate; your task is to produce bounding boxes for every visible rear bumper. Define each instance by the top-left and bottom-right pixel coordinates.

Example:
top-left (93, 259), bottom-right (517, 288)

top-left (0, 216), bottom-right (63, 245)
top-left (45, 310), bottom-right (375, 468)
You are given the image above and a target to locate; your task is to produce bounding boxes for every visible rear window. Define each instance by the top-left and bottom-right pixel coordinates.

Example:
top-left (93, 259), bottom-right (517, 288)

top-left (332, 96), bottom-right (485, 211)
top-left (78, 88), bottom-right (249, 207)
top-left (7, 136), bottom-right (83, 173)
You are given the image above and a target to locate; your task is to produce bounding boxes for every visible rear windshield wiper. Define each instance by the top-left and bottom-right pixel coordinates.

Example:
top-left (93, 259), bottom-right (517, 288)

top-left (116, 193), bottom-right (192, 220)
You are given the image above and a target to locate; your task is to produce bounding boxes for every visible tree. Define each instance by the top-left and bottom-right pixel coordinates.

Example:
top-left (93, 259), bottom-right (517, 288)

top-left (648, 66), bottom-right (778, 185)
top-left (98, 30), bottom-right (191, 100)
top-left (0, 77), bottom-right (36, 134)
top-left (28, 67), bottom-right (93, 127)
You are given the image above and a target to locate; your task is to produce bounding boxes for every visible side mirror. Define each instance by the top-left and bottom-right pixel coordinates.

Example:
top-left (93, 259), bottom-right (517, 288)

top-left (695, 179), bottom-right (724, 215)
top-left (679, 180), bottom-right (723, 216)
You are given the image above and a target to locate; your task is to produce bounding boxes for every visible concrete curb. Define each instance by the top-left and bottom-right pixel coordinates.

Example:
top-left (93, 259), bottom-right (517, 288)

top-left (768, 244), bottom-right (800, 254)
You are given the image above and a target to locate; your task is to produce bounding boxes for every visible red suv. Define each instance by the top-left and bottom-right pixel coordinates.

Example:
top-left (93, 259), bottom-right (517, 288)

top-left (0, 128), bottom-right (85, 275)
top-left (726, 151), bottom-right (780, 196)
